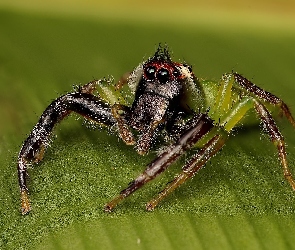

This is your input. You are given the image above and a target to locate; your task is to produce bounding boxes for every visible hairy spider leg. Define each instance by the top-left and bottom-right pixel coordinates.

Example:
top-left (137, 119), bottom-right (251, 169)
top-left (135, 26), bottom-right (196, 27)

top-left (18, 81), bottom-right (116, 215)
top-left (146, 133), bottom-right (225, 211)
top-left (104, 113), bottom-right (214, 212)
top-left (254, 101), bottom-right (295, 190)
top-left (233, 73), bottom-right (295, 190)
top-left (233, 73), bottom-right (295, 128)
top-left (215, 73), bottom-right (295, 189)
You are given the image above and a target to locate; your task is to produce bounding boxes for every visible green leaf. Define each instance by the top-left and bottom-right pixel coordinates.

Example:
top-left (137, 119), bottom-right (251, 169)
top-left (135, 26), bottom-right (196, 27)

top-left (1, 6), bottom-right (295, 250)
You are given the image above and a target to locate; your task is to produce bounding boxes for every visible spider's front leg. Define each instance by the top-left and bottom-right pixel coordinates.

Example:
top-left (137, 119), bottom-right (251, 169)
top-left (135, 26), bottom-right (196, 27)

top-left (18, 81), bottom-right (116, 215)
top-left (105, 113), bottom-right (215, 212)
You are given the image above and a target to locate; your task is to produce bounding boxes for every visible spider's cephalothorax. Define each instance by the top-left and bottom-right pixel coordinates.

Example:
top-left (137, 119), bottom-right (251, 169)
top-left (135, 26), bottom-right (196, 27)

top-left (17, 46), bottom-right (295, 215)
top-left (119, 48), bottom-right (198, 154)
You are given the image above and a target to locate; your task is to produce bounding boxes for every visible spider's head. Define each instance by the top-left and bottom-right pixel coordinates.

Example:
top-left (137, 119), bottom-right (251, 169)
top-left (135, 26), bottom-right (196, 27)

top-left (128, 46), bottom-right (197, 154)
top-left (140, 46), bottom-right (194, 99)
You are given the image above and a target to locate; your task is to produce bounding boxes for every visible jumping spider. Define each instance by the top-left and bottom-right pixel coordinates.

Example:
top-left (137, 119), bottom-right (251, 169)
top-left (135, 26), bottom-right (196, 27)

top-left (18, 46), bottom-right (295, 215)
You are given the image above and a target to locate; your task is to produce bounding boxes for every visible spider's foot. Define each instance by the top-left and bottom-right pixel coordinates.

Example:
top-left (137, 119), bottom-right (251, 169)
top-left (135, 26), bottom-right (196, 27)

top-left (284, 173), bottom-right (295, 191)
top-left (21, 190), bottom-right (31, 215)
top-left (146, 201), bottom-right (156, 212)
top-left (104, 195), bottom-right (124, 212)
top-left (146, 196), bottom-right (162, 211)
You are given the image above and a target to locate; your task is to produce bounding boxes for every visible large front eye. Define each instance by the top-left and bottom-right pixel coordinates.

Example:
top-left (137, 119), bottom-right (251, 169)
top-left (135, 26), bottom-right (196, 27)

top-left (157, 68), bottom-right (170, 83)
top-left (145, 66), bottom-right (156, 80)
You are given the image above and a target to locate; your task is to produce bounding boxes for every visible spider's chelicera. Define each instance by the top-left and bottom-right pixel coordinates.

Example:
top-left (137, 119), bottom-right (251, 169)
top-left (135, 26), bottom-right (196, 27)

top-left (18, 46), bottom-right (295, 215)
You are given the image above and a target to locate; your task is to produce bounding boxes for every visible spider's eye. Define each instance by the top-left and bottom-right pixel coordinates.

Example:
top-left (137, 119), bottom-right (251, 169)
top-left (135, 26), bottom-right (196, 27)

top-left (173, 68), bottom-right (181, 77)
top-left (145, 66), bottom-right (156, 80)
top-left (157, 68), bottom-right (170, 83)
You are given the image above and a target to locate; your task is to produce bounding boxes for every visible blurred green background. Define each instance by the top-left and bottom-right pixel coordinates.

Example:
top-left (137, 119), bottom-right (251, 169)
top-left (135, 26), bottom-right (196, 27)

top-left (1, 1), bottom-right (295, 249)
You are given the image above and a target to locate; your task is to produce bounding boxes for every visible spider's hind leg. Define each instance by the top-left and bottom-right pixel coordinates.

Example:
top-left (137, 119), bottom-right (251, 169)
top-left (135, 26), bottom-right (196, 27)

top-left (233, 73), bottom-right (295, 190)
top-left (254, 101), bottom-right (295, 191)
top-left (233, 73), bottom-right (295, 127)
